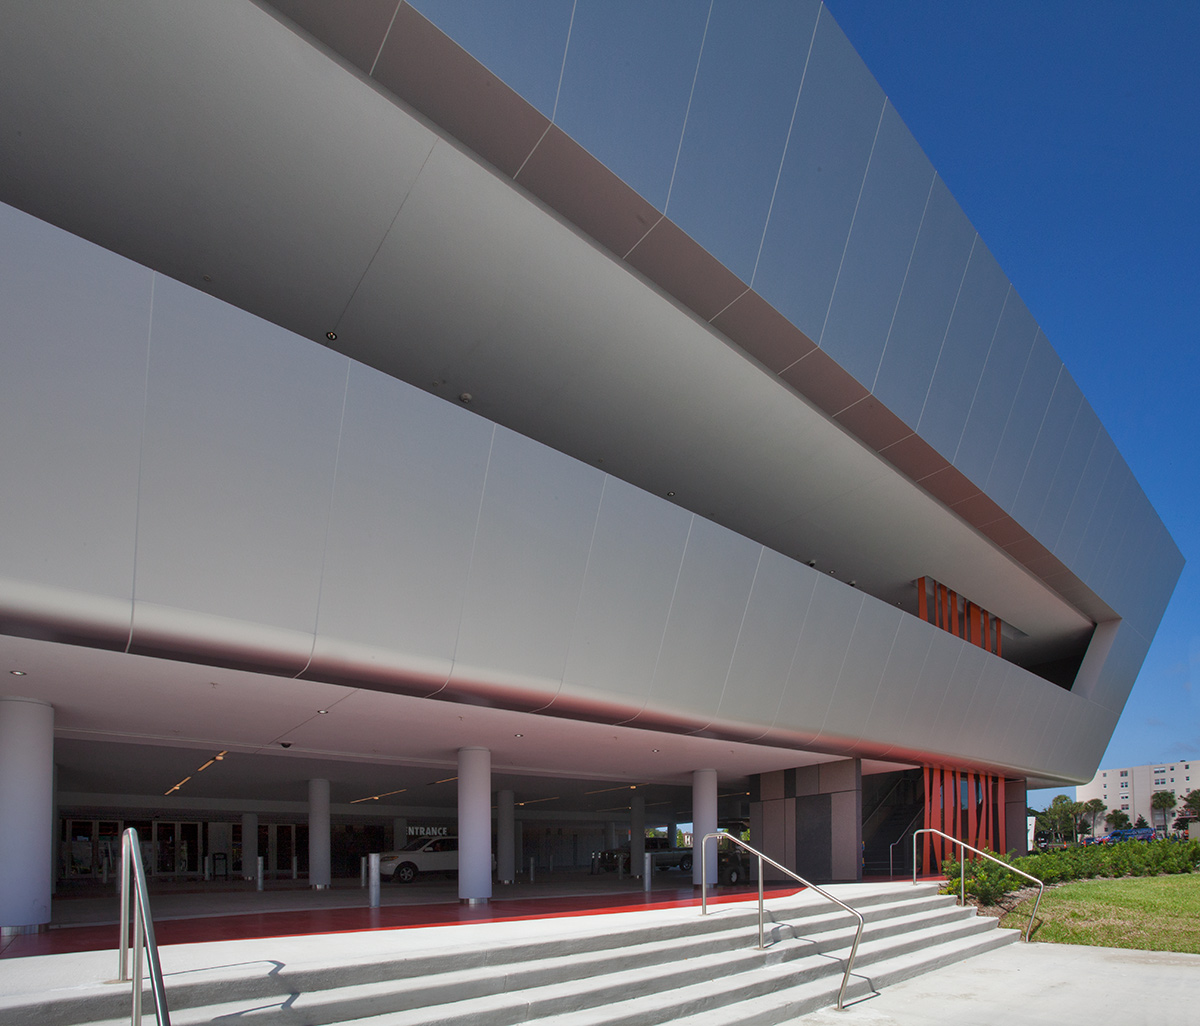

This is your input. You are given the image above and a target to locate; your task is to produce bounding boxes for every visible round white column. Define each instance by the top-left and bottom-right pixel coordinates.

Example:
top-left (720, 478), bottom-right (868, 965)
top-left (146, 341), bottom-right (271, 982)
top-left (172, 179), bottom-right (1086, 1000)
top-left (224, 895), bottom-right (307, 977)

top-left (241, 813), bottom-right (258, 881)
top-left (308, 778), bottom-right (331, 889)
top-left (0, 697), bottom-right (54, 934)
top-left (692, 768), bottom-right (718, 887)
top-left (496, 789), bottom-right (515, 884)
top-left (457, 747), bottom-right (492, 903)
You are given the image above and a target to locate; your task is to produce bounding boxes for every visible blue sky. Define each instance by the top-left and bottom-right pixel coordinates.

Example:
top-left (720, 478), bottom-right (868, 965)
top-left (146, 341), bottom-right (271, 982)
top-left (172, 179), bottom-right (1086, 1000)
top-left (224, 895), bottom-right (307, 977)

top-left (823, 1), bottom-right (1200, 807)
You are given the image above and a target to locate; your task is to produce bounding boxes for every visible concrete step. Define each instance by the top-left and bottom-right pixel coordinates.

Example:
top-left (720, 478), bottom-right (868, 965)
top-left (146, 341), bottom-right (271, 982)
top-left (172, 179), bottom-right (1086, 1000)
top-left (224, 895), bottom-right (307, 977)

top-left (4, 883), bottom-right (1018, 1026)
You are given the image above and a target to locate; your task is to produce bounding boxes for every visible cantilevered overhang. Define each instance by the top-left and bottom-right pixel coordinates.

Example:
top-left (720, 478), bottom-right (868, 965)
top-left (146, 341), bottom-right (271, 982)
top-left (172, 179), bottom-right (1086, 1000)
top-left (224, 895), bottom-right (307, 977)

top-left (0, 1), bottom-right (1114, 671)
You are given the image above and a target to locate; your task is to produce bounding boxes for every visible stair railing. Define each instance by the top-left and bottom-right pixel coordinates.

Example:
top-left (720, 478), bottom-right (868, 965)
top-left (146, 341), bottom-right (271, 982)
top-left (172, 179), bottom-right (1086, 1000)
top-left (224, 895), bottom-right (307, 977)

top-left (118, 827), bottom-right (172, 1025)
top-left (887, 808), bottom-right (924, 878)
top-left (699, 832), bottom-right (863, 1012)
top-left (912, 828), bottom-right (1044, 942)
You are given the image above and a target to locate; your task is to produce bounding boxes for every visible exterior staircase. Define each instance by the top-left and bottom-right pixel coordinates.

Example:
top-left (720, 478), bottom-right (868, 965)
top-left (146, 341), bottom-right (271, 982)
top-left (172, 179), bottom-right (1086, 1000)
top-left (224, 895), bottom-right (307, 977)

top-left (3, 882), bottom-right (1018, 1026)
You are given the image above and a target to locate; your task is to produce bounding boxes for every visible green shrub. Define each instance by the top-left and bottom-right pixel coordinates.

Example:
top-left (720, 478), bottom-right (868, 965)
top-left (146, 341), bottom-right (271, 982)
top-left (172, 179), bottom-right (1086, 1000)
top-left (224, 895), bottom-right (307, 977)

top-left (937, 840), bottom-right (1200, 905)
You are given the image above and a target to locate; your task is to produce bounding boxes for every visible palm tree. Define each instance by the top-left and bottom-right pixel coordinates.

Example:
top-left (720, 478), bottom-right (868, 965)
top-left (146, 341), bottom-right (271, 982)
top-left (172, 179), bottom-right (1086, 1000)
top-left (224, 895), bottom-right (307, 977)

top-left (1105, 809), bottom-right (1131, 831)
top-left (1084, 798), bottom-right (1107, 837)
top-left (1150, 790), bottom-right (1177, 836)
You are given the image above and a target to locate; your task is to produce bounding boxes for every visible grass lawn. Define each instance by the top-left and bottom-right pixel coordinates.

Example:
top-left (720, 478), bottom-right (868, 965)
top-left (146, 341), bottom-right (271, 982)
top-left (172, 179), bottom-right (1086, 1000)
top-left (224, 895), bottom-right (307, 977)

top-left (1000, 873), bottom-right (1200, 952)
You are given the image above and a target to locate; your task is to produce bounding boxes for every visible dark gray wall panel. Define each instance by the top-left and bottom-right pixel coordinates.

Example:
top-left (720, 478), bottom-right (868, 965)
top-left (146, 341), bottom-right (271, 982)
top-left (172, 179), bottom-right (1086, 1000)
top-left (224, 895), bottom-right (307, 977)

top-left (311, 361), bottom-right (493, 689)
top-left (819, 101), bottom-right (934, 389)
top-left (553, 1), bottom-right (708, 212)
top-left (985, 331), bottom-right (1063, 514)
top-left (665, 0), bottom-right (820, 284)
top-left (644, 518), bottom-right (762, 724)
top-left (871, 176), bottom-right (976, 428)
top-left (451, 423), bottom-right (604, 703)
top-left (406, 0), bottom-right (574, 117)
top-left (557, 476), bottom-right (692, 718)
top-left (718, 551), bottom-right (820, 738)
top-left (0, 205), bottom-right (148, 638)
top-left (916, 240), bottom-right (1009, 462)
top-left (1011, 370), bottom-right (1084, 534)
top-left (133, 275), bottom-right (346, 636)
top-left (751, 7), bottom-right (885, 343)
top-left (953, 290), bottom-right (1038, 489)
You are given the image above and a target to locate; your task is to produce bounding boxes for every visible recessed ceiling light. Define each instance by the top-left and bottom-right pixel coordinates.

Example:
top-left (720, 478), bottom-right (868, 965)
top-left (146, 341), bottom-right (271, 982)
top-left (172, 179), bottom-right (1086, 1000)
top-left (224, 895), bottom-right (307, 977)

top-left (317, 709), bottom-right (329, 715)
top-left (652, 749), bottom-right (660, 753)
top-left (325, 331), bottom-right (337, 341)
top-left (458, 393), bottom-right (472, 404)
top-left (514, 733), bottom-right (523, 738)
top-left (9, 669), bottom-right (26, 676)
top-left (666, 491), bottom-right (675, 497)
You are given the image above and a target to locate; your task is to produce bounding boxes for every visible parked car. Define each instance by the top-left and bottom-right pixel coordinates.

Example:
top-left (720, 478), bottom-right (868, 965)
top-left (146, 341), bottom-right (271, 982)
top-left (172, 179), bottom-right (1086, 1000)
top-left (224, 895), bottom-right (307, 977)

top-left (379, 836), bottom-right (459, 882)
top-left (599, 836), bottom-right (692, 873)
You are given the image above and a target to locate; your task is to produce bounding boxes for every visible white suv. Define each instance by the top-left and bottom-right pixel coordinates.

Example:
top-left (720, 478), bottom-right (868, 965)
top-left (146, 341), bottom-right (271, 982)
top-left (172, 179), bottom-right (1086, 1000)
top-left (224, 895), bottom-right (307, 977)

top-left (380, 836), bottom-right (458, 883)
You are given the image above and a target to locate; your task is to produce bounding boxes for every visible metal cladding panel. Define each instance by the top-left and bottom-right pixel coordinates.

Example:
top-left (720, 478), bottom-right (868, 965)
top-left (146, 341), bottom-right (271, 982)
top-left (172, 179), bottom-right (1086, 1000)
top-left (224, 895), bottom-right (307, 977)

top-left (953, 290), bottom-right (1038, 489)
top-left (927, 645), bottom-right (988, 754)
top-left (640, 518), bottom-right (762, 726)
top-left (752, 7), bottom-right (885, 344)
top-left (716, 551), bottom-right (820, 739)
top-left (883, 629), bottom-right (963, 759)
top-left (813, 598), bottom-right (903, 751)
top-left (450, 424), bottom-right (604, 704)
top-left (985, 331), bottom-right (1063, 514)
top-left (1034, 394), bottom-right (1099, 546)
top-left (132, 274), bottom-right (345, 636)
top-left (773, 573), bottom-right (865, 742)
top-left (819, 100), bottom-right (935, 389)
top-left (0, 0), bottom-right (440, 349)
top-left (309, 362), bottom-right (493, 688)
top-left (1053, 427), bottom-right (1116, 566)
top-left (1070, 456), bottom-right (1133, 587)
top-left (556, 476), bottom-right (692, 718)
top-left (0, 205), bottom-right (147, 639)
top-left (405, 0), bottom-right (573, 117)
top-left (1083, 622), bottom-right (1153, 715)
top-left (858, 614), bottom-right (934, 752)
top-left (915, 239), bottom-right (1009, 463)
top-left (665, 0), bottom-right (820, 284)
top-left (553, 1), bottom-right (708, 213)
top-left (969, 660), bottom-right (1025, 766)
top-left (1010, 369), bottom-right (1084, 533)
top-left (871, 175), bottom-right (976, 429)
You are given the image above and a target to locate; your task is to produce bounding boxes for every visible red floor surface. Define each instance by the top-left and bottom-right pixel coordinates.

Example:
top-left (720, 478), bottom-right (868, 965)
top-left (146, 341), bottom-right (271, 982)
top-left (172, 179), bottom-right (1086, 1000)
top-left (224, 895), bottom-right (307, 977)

top-left (0, 887), bottom-right (801, 960)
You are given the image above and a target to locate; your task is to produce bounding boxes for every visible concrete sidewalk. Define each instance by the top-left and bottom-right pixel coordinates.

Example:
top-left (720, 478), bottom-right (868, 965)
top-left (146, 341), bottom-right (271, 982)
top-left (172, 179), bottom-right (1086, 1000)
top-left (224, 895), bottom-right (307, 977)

top-left (799, 940), bottom-right (1200, 1026)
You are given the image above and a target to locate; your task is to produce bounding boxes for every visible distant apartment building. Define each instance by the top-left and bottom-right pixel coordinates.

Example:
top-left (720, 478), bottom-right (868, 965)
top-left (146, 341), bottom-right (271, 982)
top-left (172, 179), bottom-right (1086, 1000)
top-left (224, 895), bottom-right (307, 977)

top-left (1076, 762), bottom-right (1196, 831)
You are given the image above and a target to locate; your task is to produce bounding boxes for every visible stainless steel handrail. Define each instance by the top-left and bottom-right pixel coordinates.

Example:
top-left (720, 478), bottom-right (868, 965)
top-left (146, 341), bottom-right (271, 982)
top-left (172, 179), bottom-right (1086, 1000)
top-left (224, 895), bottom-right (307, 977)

top-left (887, 809), bottom-right (924, 878)
top-left (119, 828), bottom-right (172, 1025)
top-left (912, 827), bottom-right (1044, 941)
top-left (700, 832), bottom-right (864, 1012)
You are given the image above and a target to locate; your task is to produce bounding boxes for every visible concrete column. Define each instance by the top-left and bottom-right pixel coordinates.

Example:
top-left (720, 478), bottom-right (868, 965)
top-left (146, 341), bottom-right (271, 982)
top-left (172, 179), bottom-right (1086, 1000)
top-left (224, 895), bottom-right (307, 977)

top-left (308, 778), bottom-right (331, 889)
top-left (496, 789), bottom-right (515, 884)
top-left (693, 769), bottom-right (718, 886)
top-left (392, 817), bottom-right (408, 849)
top-left (0, 697), bottom-right (54, 934)
top-left (457, 747), bottom-right (492, 903)
top-left (514, 820), bottom-right (524, 874)
top-left (630, 793), bottom-right (645, 877)
top-left (667, 819), bottom-right (678, 849)
top-left (241, 813), bottom-right (258, 881)
top-left (51, 762), bottom-right (59, 895)
top-left (605, 821), bottom-right (618, 849)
